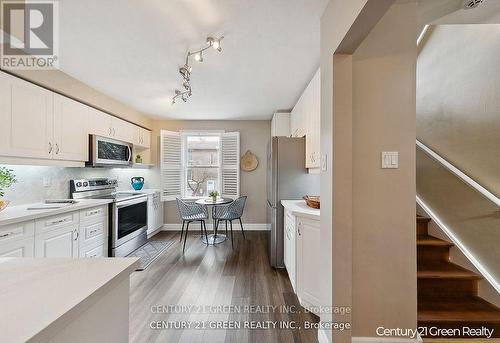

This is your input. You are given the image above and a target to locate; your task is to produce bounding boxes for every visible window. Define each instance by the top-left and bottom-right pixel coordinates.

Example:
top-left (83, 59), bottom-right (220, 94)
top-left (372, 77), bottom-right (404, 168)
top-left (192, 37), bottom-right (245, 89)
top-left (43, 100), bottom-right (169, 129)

top-left (160, 130), bottom-right (240, 201)
top-left (184, 134), bottom-right (220, 198)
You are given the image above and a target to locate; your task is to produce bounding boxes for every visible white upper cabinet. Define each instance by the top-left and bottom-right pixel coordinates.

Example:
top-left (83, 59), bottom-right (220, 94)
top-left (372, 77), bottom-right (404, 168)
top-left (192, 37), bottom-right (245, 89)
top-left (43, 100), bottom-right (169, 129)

top-left (306, 69), bottom-right (320, 169)
top-left (112, 117), bottom-right (135, 143)
top-left (89, 107), bottom-right (114, 138)
top-left (53, 94), bottom-right (89, 162)
top-left (290, 68), bottom-right (320, 169)
top-left (0, 71), bottom-right (151, 166)
top-left (271, 112), bottom-right (291, 137)
top-left (0, 72), bottom-right (54, 159)
top-left (135, 127), bottom-right (151, 149)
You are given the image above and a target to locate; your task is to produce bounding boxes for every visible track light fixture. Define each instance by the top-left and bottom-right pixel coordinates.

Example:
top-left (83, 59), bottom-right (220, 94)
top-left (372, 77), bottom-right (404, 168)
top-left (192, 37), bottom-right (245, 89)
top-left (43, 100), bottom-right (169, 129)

top-left (172, 35), bottom-right (224, 105)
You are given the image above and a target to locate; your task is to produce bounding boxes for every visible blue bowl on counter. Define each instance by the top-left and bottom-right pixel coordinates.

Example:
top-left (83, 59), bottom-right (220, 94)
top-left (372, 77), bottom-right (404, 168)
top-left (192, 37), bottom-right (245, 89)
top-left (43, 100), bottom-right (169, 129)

top-left (131, 177), bottom-right (144, 190)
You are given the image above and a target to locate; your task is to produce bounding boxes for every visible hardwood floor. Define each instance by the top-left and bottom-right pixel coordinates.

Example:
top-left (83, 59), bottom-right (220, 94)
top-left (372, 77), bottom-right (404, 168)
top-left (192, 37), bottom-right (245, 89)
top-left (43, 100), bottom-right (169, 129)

top-left (129, 231), bottom-right (319, 343)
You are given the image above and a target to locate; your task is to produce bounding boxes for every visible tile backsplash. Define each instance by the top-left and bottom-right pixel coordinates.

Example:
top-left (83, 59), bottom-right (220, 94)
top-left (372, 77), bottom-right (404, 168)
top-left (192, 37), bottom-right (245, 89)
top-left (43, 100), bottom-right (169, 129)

top-left (1, 165), bottom-right (160, 205)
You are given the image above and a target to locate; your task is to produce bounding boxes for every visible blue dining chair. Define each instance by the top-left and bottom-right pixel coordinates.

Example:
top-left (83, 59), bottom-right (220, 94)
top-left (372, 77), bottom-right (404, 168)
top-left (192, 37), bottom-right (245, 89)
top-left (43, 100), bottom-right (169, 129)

top-left (176, 198), bottom-right (209, 253)
top-left (212, 196), bottom-right (247, 248)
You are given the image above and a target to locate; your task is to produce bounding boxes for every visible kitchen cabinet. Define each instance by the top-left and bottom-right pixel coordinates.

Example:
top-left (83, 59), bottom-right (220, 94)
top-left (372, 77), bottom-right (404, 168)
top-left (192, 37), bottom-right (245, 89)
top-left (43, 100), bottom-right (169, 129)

top-left (296, 216), bottom-right (321, 308)
top-left (305, 70), bottom-right (320, 169)
top-left (290, 68), bottom-right (320, 169)
top-left (113, 117), bottom-right (136, 143)
top-left (284, 208), bottom-right (297, 292)
top-left (0, 205), bottom-right (108, 258)
top-left (135, 127), bottom-right (151, 148)
top-left (0, 72), bottom-right (54, 160)
top-left (0, 73), bottom-right (89, 163)
top-left (271, 112), bottom-right (291, 137)
top-left (281, 200), bottom-right (321, 309)
top-left (53, 94), bottom-right (89, 161)
top-left (147, 192), bottom-right (163, 236)
top-left (35, 224), bottom-right (79, 258)
top-left (0, 238), bottom-right (35, 257)
top-left (89, 108), bottom-right (135, 144)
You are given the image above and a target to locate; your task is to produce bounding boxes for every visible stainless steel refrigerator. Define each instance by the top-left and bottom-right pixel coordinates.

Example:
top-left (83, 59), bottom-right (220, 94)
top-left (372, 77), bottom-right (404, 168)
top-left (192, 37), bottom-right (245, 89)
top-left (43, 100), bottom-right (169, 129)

top-left (267, 137), bottom-right (320, 268)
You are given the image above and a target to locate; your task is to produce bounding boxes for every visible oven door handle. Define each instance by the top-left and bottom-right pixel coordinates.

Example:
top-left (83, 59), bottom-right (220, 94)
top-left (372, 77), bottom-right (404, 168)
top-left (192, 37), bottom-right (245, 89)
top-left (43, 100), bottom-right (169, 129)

top-left (116, 196), bottom-right (147, 209)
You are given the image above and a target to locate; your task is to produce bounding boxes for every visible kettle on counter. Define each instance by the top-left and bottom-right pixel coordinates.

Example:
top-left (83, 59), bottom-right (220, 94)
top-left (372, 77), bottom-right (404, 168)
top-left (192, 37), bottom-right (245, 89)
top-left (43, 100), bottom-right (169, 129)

top-left (131, 177), bottom-right (145, 190)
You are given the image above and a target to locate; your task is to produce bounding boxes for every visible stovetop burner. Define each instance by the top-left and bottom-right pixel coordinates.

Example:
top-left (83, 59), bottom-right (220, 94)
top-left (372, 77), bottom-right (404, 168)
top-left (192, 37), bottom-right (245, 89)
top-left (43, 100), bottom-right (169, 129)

top-left (70, 178), bottom-right (146, 203)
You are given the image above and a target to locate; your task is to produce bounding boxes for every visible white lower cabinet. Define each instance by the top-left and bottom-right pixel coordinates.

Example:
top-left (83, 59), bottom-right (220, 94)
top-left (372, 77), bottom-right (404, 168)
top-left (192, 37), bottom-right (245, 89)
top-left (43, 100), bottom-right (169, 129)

top-left (79, 242), bottom-right (105, 258)
top-left (296, 217), bottom-right (321, 308)
top-left (147, 192), bottom-right (163, 236)
top-left (0, 238), bottom-right (35, 257)
top-left (35, 224), bottom-right (79, 258)
top-left (283, 210), bottom-right (321, 309)
top-left (0, 205), bottom-right (108, 259)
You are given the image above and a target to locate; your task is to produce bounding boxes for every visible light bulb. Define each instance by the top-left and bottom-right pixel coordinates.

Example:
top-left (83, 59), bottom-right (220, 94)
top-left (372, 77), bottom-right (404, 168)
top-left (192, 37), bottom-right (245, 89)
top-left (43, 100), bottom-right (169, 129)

top-left (212, 40), bottom-right (220, 50)
top-left (194, 52), bottom-right (203, 62)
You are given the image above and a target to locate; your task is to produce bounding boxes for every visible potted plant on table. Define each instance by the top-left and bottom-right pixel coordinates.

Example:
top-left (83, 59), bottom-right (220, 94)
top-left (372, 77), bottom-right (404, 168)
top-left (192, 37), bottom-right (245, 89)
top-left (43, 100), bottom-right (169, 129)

top-left (0, 167), bottom-right (17, 212)
top-left (209, 191), bottom-right (219, 202)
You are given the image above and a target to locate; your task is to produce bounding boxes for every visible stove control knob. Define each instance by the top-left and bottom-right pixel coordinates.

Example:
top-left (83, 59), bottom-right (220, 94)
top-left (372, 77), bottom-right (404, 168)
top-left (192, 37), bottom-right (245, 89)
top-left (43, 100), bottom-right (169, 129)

top-left (76, 182), bottom-right (82, 187)
top-left (83, 182), bottom-right (89, 187)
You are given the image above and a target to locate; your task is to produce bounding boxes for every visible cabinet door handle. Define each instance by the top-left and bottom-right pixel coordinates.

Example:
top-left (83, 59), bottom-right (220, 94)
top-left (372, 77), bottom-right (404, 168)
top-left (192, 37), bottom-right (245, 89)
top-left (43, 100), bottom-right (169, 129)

top-left (73, 229), bottom-right (79, 241)
top-left (0, 231), bottom-right (13, 238)
top-left (87, 210), bottom-right (100, 216)
top-left (113, 128), bottom-right (116, 136)
top-left (48, 142), bottom-right (52, 154)
top-left (55, 143), bottom-right (59, 154)
top-left (47, 218), bottom-right (68, 226)
top-left (109, 127), bottom-right (112, 136)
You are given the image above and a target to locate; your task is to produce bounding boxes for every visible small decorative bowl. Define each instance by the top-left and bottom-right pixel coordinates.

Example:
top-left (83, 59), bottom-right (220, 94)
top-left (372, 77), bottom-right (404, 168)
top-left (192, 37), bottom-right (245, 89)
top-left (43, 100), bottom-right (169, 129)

top-left (303, 196), bottom-right (320, 209)
top-left (0, 200), bottom-right (10, 212)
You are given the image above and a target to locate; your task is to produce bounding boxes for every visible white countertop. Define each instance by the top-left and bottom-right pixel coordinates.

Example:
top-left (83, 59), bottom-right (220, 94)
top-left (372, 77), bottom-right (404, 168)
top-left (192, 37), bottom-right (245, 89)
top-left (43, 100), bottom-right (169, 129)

top-left (281, 200), bottom-right (320, 219)
top-left (0, 198), bottom-right (113, 227)
top-left (0, 257), bottom-right (139, 343)
top-left (128, 188), bottom-right (160, 195)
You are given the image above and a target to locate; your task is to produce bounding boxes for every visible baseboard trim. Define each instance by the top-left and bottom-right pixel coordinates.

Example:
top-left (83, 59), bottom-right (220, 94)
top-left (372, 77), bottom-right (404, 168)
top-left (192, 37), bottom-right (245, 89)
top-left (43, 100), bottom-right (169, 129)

top-left (352, 337), bottom-right (419, 343)
top-left (161, 223), bottom-right (270, 231)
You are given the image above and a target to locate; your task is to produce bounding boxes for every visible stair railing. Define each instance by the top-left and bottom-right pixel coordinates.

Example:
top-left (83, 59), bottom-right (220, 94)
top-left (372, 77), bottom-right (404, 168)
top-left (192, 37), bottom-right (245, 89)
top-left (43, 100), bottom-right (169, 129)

top-left (416, 139), bottom-right (500, 293)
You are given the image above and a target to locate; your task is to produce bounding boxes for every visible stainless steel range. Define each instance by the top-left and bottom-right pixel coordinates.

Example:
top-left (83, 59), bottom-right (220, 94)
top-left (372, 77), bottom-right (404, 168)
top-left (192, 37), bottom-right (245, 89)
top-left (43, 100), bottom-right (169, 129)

top-left (70, 178), bottom-right (148, 257)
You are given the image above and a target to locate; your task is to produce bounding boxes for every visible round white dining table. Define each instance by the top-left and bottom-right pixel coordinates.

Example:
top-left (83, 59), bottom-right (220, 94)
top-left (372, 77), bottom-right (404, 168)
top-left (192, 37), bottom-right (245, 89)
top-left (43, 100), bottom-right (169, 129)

top-left (195, 198), bottom-right (233, 245)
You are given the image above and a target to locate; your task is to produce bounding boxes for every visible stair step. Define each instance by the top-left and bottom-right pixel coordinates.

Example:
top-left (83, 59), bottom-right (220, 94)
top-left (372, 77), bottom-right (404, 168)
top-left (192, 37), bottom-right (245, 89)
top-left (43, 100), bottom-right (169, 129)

top-left (418, 296), bottom-right (500, 323)
top-left (417, 235), bottom-right (453, 247)
top-left (418, 262), bottom-right (481, 280)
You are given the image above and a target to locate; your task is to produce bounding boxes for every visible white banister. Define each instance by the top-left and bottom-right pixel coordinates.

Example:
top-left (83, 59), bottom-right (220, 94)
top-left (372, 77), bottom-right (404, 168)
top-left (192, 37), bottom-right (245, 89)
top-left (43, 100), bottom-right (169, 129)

top-left (416, 139), bottom-right (500, 207)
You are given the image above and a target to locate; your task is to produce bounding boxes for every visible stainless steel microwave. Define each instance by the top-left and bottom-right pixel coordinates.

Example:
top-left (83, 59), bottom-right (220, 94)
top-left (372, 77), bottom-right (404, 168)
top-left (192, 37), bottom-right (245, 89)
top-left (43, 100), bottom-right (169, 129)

top-left (87, 135), bottom-right (133, 167)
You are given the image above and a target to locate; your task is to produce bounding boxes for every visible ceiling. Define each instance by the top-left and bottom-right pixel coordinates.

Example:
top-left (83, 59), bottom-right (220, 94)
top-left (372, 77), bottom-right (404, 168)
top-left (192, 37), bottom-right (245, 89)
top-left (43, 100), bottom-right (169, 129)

top-left (58, 0), bottom-right (328, 120)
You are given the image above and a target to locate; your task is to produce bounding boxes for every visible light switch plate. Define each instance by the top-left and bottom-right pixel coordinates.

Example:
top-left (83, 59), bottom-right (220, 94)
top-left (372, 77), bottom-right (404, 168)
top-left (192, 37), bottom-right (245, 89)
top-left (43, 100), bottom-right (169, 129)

top-left (321, 154), bottom-right (327, 172)
top-left (381, 151), bottom-right (399, 169)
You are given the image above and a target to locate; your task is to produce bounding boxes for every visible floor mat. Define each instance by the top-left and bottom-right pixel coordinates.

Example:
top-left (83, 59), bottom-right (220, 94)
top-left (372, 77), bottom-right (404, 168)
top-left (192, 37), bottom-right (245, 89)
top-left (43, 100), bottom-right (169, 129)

top-left (128, 239), bottom-right (174, 271)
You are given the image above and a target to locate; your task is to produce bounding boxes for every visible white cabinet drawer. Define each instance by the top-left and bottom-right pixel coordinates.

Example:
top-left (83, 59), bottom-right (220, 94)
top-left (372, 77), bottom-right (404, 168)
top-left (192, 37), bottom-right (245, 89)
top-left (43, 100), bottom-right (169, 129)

top-left (80, 205), bottom-right (107, 222)
top-left (0, 221), bottom-right (35, 244)
top-left (35, 212), bottom-right (79, 234)
top-left (79, 219), bottom-right (106, 248)
top-left (0, 237), bottom-right (34, 257)
top-left (79, 241), bottom-right (105, 258)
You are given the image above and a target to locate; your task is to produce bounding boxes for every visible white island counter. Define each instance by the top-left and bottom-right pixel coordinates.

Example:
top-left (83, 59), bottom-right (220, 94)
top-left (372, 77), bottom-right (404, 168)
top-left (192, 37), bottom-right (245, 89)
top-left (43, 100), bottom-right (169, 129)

top-left (0, 257), bottom-right (139, 343)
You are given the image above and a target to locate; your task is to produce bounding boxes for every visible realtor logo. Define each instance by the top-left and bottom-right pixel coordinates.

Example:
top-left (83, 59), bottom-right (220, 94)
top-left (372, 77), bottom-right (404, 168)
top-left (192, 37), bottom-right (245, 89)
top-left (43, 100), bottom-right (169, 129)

top-left (1, 0), bottom-right (59, 69)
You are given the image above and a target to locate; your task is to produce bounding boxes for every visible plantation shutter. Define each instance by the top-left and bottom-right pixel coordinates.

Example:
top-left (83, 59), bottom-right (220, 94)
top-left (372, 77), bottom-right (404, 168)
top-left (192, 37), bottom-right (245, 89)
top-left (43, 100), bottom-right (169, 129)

top-left (221, 132), bottom-right (240, 199)
top-left (160, 130), bottom-right (182, 201)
